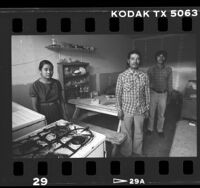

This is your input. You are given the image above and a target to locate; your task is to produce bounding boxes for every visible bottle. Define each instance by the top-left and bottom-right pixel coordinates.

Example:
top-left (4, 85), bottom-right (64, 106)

top-left (52, 38), bottom-right (56, 45)
top-left (90, 91), bottom-right (93, 99)
top-left (79, 87), bottom-right (83, 98)
top-left (85, 86), bottom-right (89, 98)
top-left (74, 84), bottom-right (78, 98)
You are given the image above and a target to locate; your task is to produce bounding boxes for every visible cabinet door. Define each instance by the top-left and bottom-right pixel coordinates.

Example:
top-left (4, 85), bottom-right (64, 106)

top-left (86, 143), bottom-right (106, 158)
top-left (59, 63), bottom-right (91, 101)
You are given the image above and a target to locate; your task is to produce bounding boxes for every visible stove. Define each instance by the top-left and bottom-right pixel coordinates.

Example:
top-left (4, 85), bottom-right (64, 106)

top-left (12, 120), bottom-right (106, 158)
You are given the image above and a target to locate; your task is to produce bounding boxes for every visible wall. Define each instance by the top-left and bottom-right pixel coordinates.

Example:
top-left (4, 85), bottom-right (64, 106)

top-left (12, 35), bottom-right (132, 109)
top-left (132, 34), bottom-right (196, 93)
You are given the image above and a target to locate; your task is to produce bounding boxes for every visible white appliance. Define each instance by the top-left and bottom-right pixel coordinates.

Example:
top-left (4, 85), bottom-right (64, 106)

top-left (69, 124), bottom-right (106, 158)
top-left (12, 120), bottom-right (107, 158)
top-left (12, 102), bottom-right (46, 140)
top-left (55, 124), bottom-right (106, 158)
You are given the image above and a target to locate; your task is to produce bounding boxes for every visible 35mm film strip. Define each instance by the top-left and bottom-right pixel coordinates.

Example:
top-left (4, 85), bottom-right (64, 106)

top-left (0, 7), bottom-right (199, 186)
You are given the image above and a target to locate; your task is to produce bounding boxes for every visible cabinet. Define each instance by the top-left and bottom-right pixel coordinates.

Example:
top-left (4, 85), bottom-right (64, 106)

top-left (181, 80), bottom-right (196, 121)
top-left (58, 61), bottom-right (90, 102)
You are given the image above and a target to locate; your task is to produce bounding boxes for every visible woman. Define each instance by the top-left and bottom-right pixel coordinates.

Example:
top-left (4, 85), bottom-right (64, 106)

top-left (29, 60), bottom-right (68, 124)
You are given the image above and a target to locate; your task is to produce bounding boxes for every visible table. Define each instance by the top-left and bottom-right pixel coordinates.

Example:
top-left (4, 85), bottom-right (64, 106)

top-left (68, 95), bottom-right (123, 156)
top-left (68, 95), bottom-right (120, 128)
top-left (69, 95), bottom-right (117, 116)
top-left (169, 120), bottom-right (197, 157)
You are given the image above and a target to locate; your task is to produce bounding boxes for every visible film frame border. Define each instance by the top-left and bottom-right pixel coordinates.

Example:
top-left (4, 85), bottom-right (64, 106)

top-left (0, 7), bottom-right (199, 185)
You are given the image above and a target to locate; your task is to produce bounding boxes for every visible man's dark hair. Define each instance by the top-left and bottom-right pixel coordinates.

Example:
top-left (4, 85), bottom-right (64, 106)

top-left (127, 50), bottom-right (141, 59)
top-left (155, 50), bottom-right (167, 62)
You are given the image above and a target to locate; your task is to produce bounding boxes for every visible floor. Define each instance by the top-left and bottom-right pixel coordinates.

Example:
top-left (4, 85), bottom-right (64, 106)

top-left (82, 99), bottom-right (182, 157)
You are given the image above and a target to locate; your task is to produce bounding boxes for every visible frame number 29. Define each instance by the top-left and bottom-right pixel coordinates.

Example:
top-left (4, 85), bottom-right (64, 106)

top-left (33, 177), bottom-right (48, 186)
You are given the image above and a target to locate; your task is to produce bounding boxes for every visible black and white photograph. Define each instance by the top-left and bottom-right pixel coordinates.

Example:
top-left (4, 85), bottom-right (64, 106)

top-left (12, 34), bottom-right (197, 158)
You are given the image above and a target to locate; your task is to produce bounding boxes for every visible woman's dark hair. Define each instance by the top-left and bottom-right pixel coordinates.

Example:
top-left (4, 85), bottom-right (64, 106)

top-left (39, 60), bottom-right (54, 70)
top-left (155, 50), bottom-right (168, 62)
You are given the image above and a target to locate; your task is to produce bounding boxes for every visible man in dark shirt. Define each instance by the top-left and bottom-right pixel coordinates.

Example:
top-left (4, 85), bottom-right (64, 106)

top-left (147, 50), bottom-right (173, 137)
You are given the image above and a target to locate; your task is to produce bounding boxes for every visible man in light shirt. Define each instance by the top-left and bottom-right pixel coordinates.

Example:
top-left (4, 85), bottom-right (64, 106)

top-left (116, 50), bottom-right (150, 157)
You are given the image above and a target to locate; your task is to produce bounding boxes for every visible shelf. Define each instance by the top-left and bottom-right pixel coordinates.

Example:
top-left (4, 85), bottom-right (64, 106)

top-left (45, 43), bottom-right (95, 53)
top-left (61, 42), bottom-right (96, 53)
top-left (45, 44), bottom-right (62, 52)
top-left (65, 82), bottom-right (89, 88)
top-left (64, 73), bottom-right (89, 79)
top-left (58, 61), bottom-right (89, 67)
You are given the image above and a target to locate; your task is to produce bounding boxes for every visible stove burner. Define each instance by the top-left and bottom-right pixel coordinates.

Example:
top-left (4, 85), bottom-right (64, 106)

top-left (71, 136), bottom-right (86, 145)
top-left (13, 122), bottom-right (94, 158)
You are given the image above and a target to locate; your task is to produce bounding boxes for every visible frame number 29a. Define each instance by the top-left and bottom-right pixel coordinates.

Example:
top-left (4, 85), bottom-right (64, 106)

top-left (129, 178), bottom-right (145, 185)
top-left (33, 177), bottom-right (48, 186)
